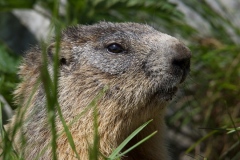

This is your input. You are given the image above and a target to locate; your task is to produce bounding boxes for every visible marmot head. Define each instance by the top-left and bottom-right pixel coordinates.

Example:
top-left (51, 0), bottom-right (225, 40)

top-left (12, 22), bottom-right (191, 160)
top-left (44, 22), bottom-right (191, 113)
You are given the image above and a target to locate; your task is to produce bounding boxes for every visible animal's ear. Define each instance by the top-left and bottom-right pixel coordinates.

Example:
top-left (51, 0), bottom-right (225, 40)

top-left (47, 42), bottom-right (72, 66)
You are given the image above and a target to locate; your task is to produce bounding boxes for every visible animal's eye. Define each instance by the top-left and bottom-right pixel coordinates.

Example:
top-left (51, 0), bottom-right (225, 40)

top-left (107, 43), bottom-right (125, 54)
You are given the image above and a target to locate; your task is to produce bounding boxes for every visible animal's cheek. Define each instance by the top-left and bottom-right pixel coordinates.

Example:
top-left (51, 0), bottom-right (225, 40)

top-left (84, 52), bottom-right (133, 75)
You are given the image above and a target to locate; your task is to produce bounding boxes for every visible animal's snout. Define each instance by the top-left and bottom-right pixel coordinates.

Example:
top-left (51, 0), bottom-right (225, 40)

top-left (142, 39), bottom-right (191, 84)
top-left (170, 43), bottom-right (191, 83)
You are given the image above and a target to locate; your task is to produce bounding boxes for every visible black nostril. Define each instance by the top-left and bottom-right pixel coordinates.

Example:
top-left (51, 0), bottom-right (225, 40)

top-left (171, 43), bottom-right (191, 71)
top-left (60, 58), bottom-right (67, 65)
top-left (172, 57), bottom-right (190, 71)
top-left (172, 57), bottom-right (190, 83)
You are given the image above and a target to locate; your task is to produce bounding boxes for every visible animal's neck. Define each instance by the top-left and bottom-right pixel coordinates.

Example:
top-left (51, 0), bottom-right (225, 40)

top-left (97, 102), bottom-right (167, 157)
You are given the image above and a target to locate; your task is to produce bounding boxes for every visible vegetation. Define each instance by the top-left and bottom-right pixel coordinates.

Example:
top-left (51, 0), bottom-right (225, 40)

top-left (0, 0), bottom-right (240, 159)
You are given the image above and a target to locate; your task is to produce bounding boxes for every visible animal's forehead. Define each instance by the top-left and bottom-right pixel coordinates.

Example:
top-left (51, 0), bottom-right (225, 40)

top-left (87, 22), bottom-right (156, 34)
top-left (63, 22), bottom-right (160, 42)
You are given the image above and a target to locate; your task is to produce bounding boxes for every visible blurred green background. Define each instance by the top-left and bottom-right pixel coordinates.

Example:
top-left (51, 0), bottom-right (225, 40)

top-left (0, 0), bottom-right (239, 159)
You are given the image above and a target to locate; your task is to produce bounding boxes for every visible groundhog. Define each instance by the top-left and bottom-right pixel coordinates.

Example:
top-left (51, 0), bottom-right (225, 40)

top-left (2, 22), bottom-right (191, 160)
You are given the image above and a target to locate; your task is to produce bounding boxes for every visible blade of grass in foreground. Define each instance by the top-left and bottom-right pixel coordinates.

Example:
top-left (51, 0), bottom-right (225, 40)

top-left (108, 119), bottom-right (156, 160)
top-left (0, 102), bottom-right (19, 159)
top-left (117, 130), bottom-right (157, 158)
top-left (89, 87), bottom-right (108, 160)
top-left (41, 0), bottom-right (62, 159)
top-left (41, 43), bottom-right (58, 160)
top-left (0, 102), bottom-right (3, 139)
top-left (55, 101), bottom-right (80, 160)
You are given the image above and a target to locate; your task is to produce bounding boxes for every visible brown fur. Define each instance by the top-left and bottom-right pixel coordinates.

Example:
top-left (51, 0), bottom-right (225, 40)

top-left (2, 22), bottom-right (191, 160)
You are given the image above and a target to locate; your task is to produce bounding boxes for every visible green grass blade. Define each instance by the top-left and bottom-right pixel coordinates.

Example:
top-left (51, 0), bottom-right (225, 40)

top-left (0, 102), bottom-right (19, 160)
top-left (185, 130), bottom-right (218, 154)
top-left (108, 119), bottom-right (153, 159)
top-left (227, 127), bottom-right (240, 134)
top-left (116, 131), bottom-right (157, 159)
top-left (89, 87), bottom-right (108, 160)
top-left (0, 102), bottom-right (3, 138)
top-left (89, 100), bottom-right (100, 160)
top-left (220, 141), bottom-right (240, 159)
top-left (56, 102), bottom-right (81, 160)
top-left (225, 103), bottom-right (240, 140)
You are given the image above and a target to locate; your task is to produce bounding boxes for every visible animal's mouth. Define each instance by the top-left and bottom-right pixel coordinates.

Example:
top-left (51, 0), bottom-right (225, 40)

top-left (152, 86), bottom-right (178, 101)
top-left (151, 70), bottom-right (188, 101)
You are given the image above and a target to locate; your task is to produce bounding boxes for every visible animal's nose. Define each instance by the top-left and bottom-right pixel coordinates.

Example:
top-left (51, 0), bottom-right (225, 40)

top-left (170, 43), bottom-right (191, 82)
top-left (172, 57), bottom-right (190, 71)
top-left (171, 46), bottom-right (191, 71)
